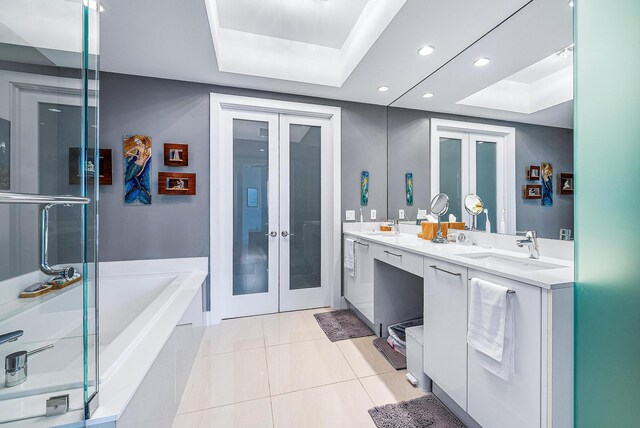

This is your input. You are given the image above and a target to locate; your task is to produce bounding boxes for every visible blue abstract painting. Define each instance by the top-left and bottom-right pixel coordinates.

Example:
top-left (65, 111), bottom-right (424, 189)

top-left (541, 162), bottom-right (553, 206)
top-left (123, 135), bottom-right (152, 205)
top-left (361, 170), bottom-right (369, 206)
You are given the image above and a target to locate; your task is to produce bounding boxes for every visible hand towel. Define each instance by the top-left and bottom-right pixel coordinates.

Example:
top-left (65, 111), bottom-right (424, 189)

top-left (467, 278), bottom-right (515, 380)
top-left (344, 238), bottom-right (356, 277)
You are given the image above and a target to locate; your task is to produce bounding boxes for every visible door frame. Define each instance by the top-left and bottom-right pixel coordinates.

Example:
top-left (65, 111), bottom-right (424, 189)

top-left (210, 94), bottom-right (341, 324)
top-left (430, 118), bottom-right (516, 234)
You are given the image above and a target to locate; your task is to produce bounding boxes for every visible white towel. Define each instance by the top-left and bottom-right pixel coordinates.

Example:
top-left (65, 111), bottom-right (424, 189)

top-left (344, 238), bottom-right (356, 277)
top-left (467, 278), bottom-right (515, 380)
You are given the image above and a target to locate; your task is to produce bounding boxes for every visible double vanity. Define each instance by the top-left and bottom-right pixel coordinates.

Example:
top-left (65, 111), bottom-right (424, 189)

top-left (343, 224), bottom-right (574, 428)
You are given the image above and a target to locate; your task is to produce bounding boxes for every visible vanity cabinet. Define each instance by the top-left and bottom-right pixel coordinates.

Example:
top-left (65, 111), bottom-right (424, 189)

top-left (466, 270), bottom-right (541, 428)
top-left (343, 238), bottom-right (375, 323)
top-left (423, 258), bottom-right (469, 410)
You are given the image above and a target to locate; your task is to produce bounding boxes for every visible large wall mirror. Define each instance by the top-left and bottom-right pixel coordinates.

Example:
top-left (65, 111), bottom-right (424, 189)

top-left (386, 0), bottom-right (573, 240)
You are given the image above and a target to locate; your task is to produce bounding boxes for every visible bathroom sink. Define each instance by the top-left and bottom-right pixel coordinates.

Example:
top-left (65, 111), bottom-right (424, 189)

top-left (456, 252), bottom-right (566, 271)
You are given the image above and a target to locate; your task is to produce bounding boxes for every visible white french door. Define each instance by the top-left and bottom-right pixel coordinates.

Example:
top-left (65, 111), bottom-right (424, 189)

top-left (217, 109), bottom-right (330, 318)
top-left (431, 129), bottom-right (507, 231)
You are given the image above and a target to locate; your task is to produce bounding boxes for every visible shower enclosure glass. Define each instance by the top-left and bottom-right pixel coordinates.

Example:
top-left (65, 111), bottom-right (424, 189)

top-left (0, 0), bottom-right (100, 425)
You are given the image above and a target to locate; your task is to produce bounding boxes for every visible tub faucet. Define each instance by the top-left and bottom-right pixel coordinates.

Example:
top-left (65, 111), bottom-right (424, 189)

top-left (516, 230), bottom-right (540, 259)
top-left (0, 330), bottom-right (23, 346)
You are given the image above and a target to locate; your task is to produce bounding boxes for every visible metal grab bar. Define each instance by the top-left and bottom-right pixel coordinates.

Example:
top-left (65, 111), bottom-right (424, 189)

top-left (354, 241), bottom-right (369, 248)
top-left (0, 192), bottom-right (90, 205)
top-left (384, 250), bottom-right (402, 258)
top-left (0, 192), bottom-right (90, 279)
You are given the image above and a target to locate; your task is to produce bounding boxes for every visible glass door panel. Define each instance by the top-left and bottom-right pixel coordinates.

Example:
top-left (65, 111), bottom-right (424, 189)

top-left (233, 119), bottom-right (270, 296)
top-left (475, 141), bottom-right (497, 231)
top-left (220, 112), bottom-right (279, 318)
top-left (279, 116), bottom-right (329, 312)
top-left (288, 124), bottom-right (321, 291)
top-left (438, 134), bottom-right (467, 221)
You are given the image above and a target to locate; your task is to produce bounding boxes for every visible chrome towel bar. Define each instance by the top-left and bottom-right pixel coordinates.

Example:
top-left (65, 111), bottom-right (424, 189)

top-left (467, 277), bottom-right (516, 293)
top-left (0, 192), bottom-right (90, 205)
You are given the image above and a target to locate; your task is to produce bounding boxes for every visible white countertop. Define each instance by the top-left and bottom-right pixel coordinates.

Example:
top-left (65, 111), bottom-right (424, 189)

top-left (344, 230), bottom-right (574, 290)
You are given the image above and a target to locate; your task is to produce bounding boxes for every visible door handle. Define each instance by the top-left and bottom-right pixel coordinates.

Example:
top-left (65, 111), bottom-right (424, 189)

top-left (265, 231), bottom-right (278, 237)
top-left (281, 231), bottom-right (295, 237)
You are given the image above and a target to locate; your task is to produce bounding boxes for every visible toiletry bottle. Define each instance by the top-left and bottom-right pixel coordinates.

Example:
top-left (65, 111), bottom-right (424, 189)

top-left (360, 208), bottom-right (364, 232)
top-left (484, 208), bottom-right (491, 233)
top-left (499, 209), bottom-right (506, 234)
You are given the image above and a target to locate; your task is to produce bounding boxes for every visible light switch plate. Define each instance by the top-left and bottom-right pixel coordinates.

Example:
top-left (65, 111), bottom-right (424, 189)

top-left (370, 209), bottom-right (377, 220)
top-left (399, 209), bottom-right (405, 219)
top-left (345, 210), bottom-right (355, 221)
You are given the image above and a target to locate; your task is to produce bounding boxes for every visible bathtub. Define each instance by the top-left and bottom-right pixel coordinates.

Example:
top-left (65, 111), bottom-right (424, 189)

top-left (0, 257), bottom-right (208, 427)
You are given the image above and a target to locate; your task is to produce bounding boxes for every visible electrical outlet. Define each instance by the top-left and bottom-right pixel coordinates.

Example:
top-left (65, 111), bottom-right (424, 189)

top-left (370, 209), bottom-right (377, 220)
top-left (399, 209), bottom-right (405, 219)
top-left (345, 210), bottom-right (355, 221)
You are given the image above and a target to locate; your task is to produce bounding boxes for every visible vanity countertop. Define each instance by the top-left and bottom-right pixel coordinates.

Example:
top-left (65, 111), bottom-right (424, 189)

top-left (344, 230), bottom-right (574, 290)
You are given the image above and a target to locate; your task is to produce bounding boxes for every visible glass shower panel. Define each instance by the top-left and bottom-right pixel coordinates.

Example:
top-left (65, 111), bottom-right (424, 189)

top-left (0, 0), bottom-right (99, 424)
top-left (289, 124), bottom-right (321, 290)
top-left (475, 141), bottom-right (497, 231)
top-left (439, 137), bottom-right (462, 220)
top-left (232, 119), bottom-right (270, 296)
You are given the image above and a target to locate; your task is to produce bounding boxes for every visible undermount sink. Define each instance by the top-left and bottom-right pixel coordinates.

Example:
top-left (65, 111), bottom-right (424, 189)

top-left (362, 231), bottom-right (396, 237)
top-left (456, 252), bottom-right (566, 271)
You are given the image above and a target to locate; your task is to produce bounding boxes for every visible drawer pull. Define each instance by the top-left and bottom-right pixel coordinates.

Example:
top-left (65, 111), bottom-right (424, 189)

top-left (384, 250), bottom-right (402, 258)
top-left (429, 265), bottom-right (462, 277)
top-left (354, 242), bottom-right (369, 248)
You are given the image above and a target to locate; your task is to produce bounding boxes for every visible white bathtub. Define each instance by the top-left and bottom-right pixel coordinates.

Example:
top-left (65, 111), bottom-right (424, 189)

top-left (0, 257), bottom-right (208, 427)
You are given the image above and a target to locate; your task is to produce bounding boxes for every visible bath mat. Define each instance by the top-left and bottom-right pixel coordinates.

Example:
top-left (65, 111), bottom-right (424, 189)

top-left (368, 394), bottom-right (465, 428)
top-left (373, 337), bottom-right (406, 370)
top-left (313, 310), bottom-right (374, 342)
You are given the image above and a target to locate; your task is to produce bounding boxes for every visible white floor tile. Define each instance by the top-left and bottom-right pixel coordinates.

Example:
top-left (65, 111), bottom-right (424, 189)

top-left (266, 339), bottom-right (356, 395)
top-left (336, 336), bottom-right (395, 378)
top-left (178, 348), bottom-right (270, 413)
top-left (271, 380), bottom-right (376, 428)
top-left (359, 370), bottom-right (426, 406)
top-left (173, 398), bottom-right (273, 428)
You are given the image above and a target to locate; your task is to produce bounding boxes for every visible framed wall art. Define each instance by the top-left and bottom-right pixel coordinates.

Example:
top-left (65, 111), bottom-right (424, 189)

top-left (164, 143), bottom-right (188, 167)
top-left (124, 135), bottom-right (152, 205)
top-left (158, 172), bottom-right (196, 195)
top-left (69, 148), bottom-right (113, 185)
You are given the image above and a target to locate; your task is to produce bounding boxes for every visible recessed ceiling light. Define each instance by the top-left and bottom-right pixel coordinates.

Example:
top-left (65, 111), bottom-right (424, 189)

top-left (259, 148), bottom-right (265, 152)
top-left (418, 45), bottom-right (435, 56)
top-left (377, 86), bottom-right (390, 92)
top-left (48, 108), bottom-right (62, 113)
top-left (422, 92), bottom-right (434, 98)
top-left (568, 0), bottom-right (574, 7)
top-left (473, 57), bottom-right (490, 67)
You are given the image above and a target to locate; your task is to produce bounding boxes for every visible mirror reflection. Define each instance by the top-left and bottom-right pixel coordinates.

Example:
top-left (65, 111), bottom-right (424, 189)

top-left (387, 0), bottom-right (573, 240)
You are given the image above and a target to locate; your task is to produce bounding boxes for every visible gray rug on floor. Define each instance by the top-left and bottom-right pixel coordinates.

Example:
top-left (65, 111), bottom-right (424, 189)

top-left (373, 337), bottom-right (406, 370)
top-left (313, 310), bottom-right (374, 341)
top-left (368, 394), bottom-right (465, 428)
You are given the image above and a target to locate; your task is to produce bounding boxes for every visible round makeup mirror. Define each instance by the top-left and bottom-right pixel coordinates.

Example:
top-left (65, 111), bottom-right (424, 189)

top-left (464, 194), bottom-right (484, 231)
top-left (430, 193), bottom-right (449, 216)
top-left (429, 193), bottom-right (449, 244)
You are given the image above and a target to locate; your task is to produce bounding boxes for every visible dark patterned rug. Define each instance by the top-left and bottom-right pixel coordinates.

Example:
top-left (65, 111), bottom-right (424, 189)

top-left (313, 310), bottom-right (374, 342)
top-left (368, 394), bottom-right (465, 428)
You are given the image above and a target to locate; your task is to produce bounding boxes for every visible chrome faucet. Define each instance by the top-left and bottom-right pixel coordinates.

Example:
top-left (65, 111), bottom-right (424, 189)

top-left (0, 330), bottom-right (23, 346)
top-left (5, 344), bottom-right (53, 387)
top-left (517, 230), bottom-right (540, 259)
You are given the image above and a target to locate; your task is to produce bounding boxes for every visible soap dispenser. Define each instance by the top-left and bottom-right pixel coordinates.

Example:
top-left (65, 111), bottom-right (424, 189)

top-left (484, 208), bottom-right (491, 233)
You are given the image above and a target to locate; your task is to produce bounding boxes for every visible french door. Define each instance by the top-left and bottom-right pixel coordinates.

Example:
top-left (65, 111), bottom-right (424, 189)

top-left (218, 109), bottom-right (330, 318)
top-left (431, 130), bottom-right (506, 231)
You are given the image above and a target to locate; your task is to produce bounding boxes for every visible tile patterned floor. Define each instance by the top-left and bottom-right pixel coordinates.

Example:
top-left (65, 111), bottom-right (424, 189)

top-left (173, 308), bottom-right (426, 428)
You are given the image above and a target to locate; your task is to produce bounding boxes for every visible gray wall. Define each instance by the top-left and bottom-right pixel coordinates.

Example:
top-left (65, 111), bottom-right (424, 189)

top-left (387, 107), bottom-right (574, 239)
top-left (99, 72), bottom-right (388, 262)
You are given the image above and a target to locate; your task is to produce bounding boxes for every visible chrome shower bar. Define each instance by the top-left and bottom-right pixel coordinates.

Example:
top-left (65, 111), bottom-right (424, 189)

top-left (0, 192), bottom-right (90, 279)
top-left (0, 192), bottom-right (90, 205)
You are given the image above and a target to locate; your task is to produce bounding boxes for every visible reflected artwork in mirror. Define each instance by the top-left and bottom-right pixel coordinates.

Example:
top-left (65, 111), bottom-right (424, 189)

top-left (361, 170), bottom-right (369, 206)
top-left (405, 173), bottom-right (413, 206)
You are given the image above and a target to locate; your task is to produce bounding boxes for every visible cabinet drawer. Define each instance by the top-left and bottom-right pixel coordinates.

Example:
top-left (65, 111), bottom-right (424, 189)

top-left (374, 246), bottom-right (423, 277)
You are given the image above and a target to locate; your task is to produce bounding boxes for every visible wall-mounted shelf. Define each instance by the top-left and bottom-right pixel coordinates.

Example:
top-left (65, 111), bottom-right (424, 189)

top-left (158, 172), bottom-right (196, 195)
